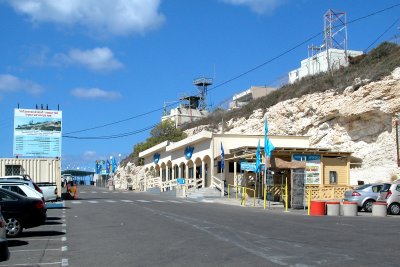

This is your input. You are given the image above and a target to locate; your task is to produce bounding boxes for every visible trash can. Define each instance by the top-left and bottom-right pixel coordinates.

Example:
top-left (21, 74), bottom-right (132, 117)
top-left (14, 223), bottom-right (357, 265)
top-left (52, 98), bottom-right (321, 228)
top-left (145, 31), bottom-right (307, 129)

top-left (342, 201), bottom-right (358, 216)
top-left (310, 201), bottom-right (326, 216)
top-left (326, 201), bottom-right (340, 216)
top-left (372, 202), bottom-right (387, 217)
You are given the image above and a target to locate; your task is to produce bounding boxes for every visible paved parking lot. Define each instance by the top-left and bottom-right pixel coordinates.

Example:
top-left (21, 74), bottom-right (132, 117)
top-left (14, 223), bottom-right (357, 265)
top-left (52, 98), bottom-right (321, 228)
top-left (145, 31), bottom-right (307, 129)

top-left (0, 204), bottom-right (67, 267)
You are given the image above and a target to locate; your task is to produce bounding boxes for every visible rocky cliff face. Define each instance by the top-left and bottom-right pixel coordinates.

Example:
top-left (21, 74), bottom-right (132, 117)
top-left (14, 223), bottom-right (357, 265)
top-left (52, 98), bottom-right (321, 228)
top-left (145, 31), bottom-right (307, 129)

top-left (216, 67), bottom-right (400, 185)
top-left (117, 68), bottom-right (400, 188)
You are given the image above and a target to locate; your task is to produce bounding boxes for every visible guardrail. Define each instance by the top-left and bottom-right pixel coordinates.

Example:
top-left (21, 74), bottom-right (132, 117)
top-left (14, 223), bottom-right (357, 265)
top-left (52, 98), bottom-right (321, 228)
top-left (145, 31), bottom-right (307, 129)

top-left (227, 184), bottom-right (255, 207)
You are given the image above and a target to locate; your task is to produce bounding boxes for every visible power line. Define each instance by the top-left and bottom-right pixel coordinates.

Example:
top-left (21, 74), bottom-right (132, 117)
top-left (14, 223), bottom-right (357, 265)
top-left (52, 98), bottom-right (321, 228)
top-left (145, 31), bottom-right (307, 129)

top-left (63, 3), bottom-right (400, 140)
top-left (63, 124), bottom-right (158, 139)
top-left (364, 17), bottom-right (400, 52)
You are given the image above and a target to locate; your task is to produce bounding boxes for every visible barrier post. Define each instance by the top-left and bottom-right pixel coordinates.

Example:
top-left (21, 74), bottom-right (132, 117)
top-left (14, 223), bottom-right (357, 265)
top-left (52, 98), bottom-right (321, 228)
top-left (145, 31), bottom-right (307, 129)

top-left (264, 188), bottom-right (267, 209)
top-left (228, 184), bottom-right (230, 199)
top-left (285, 177), bottom-right (288, 212)
top-left (307, 186), bottom-right (311, 215)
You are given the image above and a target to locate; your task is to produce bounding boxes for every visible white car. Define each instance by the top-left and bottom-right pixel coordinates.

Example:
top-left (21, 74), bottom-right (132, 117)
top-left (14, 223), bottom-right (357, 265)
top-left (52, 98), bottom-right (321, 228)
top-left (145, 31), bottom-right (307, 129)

top-left (0, 182), bottom-right (44, 202)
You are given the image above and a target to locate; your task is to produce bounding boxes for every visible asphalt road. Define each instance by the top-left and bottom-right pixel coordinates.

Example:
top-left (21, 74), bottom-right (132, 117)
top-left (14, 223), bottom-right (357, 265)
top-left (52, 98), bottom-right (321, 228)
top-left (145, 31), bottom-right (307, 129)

top-left (4, 185), bottom-right (399, 266)
top-left (63, 186), bottom-right (399, 267)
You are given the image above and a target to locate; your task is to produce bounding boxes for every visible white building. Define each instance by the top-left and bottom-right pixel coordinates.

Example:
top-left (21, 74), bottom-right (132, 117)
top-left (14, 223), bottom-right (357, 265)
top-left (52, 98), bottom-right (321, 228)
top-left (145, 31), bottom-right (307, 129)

top-left (288, 48), bottom-right (363, 84)
top-left (229, 86), bottom-right (275, 110)
top-left (162, 96), bottom-right (208, 128)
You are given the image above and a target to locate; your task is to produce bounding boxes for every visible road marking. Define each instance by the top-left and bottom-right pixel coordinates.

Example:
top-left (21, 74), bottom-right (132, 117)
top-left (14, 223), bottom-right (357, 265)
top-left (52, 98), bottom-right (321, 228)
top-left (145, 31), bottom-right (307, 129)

top-left (152, 200), bottom-right (165, 203)
top-left (62, 246), bottom-right (68, 252)
top-left (136, 200), bottom-right (151, 203)
top-left (80, 191), bottom-right (87, 193)
top-left (10, 248), bottom-right (62, 252)
top-left (62, 237), bottom-right (67, 242)
top-left (121, 200), bottom-right (133, 203)
top-left (181, 200), bottom-right (195, 203)
top-left (168, 200), bottom-right (182, 203)
top-left (88, 200), bottom-right (99, 203)
top-left (101, 192), bottom-right (109, 194)
top-left (201, 199), bottom-right (215, 203)
top-left (71, 201), bottom-right (82, 204)
top-left (90, 191), bottom-right (97, 193)
top-left (105, 200), bottom-right (117, 203)
top-left (62, 258), bottom-right (69, 266)
top-left (0, 261), bottom-right (63, 266)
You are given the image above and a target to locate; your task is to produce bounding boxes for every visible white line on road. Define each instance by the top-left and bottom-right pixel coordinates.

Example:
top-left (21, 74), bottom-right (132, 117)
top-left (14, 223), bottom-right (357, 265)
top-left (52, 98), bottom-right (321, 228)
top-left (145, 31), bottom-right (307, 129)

top-left (152, 200), bottom-right (165, 203)
top-left (121, 200), bottom-right (133, 203)
top-left (105, 200), bottom-right (117, 203)
top-left (62, 237), bottom-right (67, 242)
top-left (0, 261), bottom-right (63, 266)
top-left (168, 200), bottom-right (182, 203)
top-left (88, 200), bottom-right (99, 203)
top-left (90, 191), bottom-right (97, 193)
top-left (80, 191), bottom-right (87, 193)
top-left (71, 201), bottom-right (82, 204)
top-left (62, 246), bottom-right (68, 252)
top-left (136, 200), bottom-right (151, 203)
top-left (62, 258), bottom-right (69, 266)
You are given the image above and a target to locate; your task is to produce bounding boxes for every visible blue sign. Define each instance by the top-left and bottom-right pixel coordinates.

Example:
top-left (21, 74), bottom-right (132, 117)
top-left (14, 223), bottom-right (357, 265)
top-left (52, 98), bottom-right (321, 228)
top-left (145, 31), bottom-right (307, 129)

top-left (184, 146), bottom-right (194, 160)
top-left (177, 178), bottom-right (185, 185)
top-left (292, 154), bottom-right (321, 162)
top-left (240, 162), bottom-right (256, 172)
top-left (153, 153), bottom-right (160, 164)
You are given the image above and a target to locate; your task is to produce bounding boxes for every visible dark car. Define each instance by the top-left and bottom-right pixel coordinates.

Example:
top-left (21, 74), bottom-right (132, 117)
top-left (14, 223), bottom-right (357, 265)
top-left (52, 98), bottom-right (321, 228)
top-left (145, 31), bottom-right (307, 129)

top-left (0, 188), bottom-right (46, 237)
top-left (0, 210), bottom-right (9, 262)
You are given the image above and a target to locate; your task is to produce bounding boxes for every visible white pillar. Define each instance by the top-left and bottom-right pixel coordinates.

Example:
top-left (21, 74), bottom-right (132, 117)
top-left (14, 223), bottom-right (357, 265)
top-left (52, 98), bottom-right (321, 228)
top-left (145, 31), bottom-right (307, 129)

top-left (202, 161), bottom-right (206, 188)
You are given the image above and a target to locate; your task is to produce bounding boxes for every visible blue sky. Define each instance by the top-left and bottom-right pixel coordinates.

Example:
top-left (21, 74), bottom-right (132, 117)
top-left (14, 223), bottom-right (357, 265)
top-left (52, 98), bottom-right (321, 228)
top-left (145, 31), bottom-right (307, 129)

top-left (0, 0), bottom-right (399, 171)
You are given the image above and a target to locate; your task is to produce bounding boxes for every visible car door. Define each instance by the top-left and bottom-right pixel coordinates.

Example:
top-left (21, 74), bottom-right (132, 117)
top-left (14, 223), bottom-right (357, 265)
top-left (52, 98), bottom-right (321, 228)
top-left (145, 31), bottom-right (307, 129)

top-left (0, 185), bottom-right (27, 197)
top-left (0, 191), bottom-right (22, 220)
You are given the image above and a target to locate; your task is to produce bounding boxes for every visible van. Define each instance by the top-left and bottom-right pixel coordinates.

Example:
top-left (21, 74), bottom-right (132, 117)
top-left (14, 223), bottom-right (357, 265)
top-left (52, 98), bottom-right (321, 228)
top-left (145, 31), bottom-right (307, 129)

top-left (377, 181), bottom-right (400, 215)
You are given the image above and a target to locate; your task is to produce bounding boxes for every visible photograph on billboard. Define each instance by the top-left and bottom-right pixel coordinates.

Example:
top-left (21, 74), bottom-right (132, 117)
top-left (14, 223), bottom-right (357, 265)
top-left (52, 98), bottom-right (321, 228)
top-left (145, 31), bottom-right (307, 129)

top-left (292, 154), bottom-right (321, 185)
top-left (13, 109), bottom-right (62, 157)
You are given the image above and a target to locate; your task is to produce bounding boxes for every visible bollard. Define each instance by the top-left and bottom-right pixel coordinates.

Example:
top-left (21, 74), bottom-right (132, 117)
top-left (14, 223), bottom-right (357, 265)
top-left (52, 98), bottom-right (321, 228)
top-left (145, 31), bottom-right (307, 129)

top-left (310, 201), bottom-right (326, 216)
top-left (326, 202), bottom-right (340, 216)
top-left (342, 201), bottom-right (358, 216)
top-left (372, 202), bottom-right (387, 217)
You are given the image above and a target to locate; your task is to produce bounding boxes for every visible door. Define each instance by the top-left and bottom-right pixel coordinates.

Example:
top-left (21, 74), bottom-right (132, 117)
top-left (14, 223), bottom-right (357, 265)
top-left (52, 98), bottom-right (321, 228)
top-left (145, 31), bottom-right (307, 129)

top-left (291, 169), bottom-right (305, 209)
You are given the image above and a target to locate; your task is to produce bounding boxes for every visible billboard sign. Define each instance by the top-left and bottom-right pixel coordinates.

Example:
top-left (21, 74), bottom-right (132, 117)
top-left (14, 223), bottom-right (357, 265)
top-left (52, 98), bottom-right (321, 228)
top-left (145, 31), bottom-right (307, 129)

top-left (292, 154), bottom-right (321, 185)
top-left (13, 108), bottom-right (62, 157)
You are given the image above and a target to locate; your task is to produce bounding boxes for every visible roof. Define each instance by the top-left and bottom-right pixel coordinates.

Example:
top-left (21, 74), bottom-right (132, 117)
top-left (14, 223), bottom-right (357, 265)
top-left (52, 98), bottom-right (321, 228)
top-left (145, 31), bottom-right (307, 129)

top-left (61, 170), bottom-right (95, 177)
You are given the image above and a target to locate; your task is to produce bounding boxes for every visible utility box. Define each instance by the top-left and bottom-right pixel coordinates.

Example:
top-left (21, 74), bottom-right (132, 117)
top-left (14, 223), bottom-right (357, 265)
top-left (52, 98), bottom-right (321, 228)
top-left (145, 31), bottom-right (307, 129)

top-left (0, 158), bottom-right (62, 198)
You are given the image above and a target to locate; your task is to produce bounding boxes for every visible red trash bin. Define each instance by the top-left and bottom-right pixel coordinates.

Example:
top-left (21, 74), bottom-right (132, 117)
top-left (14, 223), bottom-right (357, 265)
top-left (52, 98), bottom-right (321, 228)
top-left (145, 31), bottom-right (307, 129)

top-left (310, 201), bottom-right (326, 216)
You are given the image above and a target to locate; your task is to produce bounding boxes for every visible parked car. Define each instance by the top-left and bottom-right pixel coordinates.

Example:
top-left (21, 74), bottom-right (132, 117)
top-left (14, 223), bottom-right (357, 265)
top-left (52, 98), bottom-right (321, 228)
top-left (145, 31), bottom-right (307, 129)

top-left (0, 211), bottom-right (9, 262)
top-left (0, 181), bottom-right (45, 203)
top-left (0, 176), bottom-right (43, 195)
top-left (377, 181), bottom-right (400, 215)
top-left (343, 183), bottom-right (383, 212)
top-left (0, 188), bottom-right (46, 237)
top-left (36, 182), bottom-right (58, 202)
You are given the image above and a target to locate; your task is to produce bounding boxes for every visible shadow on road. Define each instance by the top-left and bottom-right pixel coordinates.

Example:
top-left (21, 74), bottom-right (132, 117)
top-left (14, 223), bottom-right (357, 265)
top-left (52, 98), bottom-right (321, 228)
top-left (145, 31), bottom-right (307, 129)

top-left (19, 231), bottom-right (65, 238)
top-left (8, 240), bottom-right (29, 247)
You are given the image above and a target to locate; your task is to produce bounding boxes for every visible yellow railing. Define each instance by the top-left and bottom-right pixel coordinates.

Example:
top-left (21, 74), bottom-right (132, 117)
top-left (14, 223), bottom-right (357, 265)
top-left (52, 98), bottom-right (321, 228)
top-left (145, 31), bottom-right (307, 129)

top-left (227, 184), bottom-right (255, 207)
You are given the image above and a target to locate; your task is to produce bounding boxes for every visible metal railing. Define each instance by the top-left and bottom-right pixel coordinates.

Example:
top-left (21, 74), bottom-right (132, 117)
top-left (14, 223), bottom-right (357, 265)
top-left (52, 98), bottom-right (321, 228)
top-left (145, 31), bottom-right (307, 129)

top-left (227, 184), bottom-right (255, 207)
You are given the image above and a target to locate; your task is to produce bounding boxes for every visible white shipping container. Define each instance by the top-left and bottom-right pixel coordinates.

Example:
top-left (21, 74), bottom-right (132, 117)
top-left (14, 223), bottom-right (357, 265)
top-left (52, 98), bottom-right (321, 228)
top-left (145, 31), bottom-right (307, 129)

top-left (0, 158), bottom-right (62, 197)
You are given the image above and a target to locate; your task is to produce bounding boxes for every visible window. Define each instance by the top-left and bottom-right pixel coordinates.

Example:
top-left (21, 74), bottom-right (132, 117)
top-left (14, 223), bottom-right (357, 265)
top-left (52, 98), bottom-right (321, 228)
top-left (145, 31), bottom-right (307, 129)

top-left (396, 185), bottom-right (400, 192)
top-left (217, 161), bottom-right (222, 173)
top-left (1, 186), bottom-right (25, 196)
top-left (329, 171), bottom-right (337, 184)
top-left (0, 191), bottom-right (18, 201)
top-left (372, 185), bottom-right (382, 193)
top-left (228, 162), bottom-right (242, 173)
top-left (5, 165), bottom-right (21, 176)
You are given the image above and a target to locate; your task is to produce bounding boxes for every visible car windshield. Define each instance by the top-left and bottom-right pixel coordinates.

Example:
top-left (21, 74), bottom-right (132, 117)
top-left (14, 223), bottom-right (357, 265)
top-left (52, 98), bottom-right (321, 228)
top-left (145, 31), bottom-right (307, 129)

top-left (380, 183), bottom-right (392, 192)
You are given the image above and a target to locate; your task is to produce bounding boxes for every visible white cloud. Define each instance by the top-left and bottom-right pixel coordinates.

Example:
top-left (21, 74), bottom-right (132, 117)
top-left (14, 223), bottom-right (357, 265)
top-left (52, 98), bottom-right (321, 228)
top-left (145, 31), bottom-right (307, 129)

top-left (0, 74), bottom-right (43, 94)
top-left (221, 0), bottom-right (284, 14)
top-left (7, 0), bottom-right (165, 36)
top-left (82, 150), bottom-right (98, 161)
top-left (71, 87), bottom-right (121, 100)
top-left (65, 47), bottom-right (123, 71)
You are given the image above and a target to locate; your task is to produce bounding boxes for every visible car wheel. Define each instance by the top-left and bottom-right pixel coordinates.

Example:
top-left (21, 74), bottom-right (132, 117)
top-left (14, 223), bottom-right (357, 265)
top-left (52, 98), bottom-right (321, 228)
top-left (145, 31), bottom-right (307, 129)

top-left (388, 203), bottom-right (400, 215)
top-left (6, 217), bottom-right (23, 237)
top-left (362, 199), bottom-right (374, 212)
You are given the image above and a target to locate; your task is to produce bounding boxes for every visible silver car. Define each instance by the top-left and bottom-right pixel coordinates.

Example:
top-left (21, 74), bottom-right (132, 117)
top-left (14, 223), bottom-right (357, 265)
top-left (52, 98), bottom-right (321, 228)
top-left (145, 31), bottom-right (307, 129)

top-left (343, 183), bottom-right (383, 212)
top-left (377, 181), bottom-right (400, 215)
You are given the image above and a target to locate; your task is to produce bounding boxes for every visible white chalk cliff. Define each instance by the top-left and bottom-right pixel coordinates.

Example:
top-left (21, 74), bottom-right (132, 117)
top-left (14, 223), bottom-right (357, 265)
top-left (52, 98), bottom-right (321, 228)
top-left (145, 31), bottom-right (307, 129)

top-left (215, 67), bottom-right (400, 185)
top-left (117, 67), bottom-right (400, 188)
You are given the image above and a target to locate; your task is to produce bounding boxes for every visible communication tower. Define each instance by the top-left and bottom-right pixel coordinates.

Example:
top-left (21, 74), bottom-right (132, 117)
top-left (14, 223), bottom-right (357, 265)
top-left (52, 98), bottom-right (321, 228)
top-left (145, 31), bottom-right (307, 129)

top-left (324, 9), bottom-right (348, 65)
top-left (193, 77), bottom-right (213, 110)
